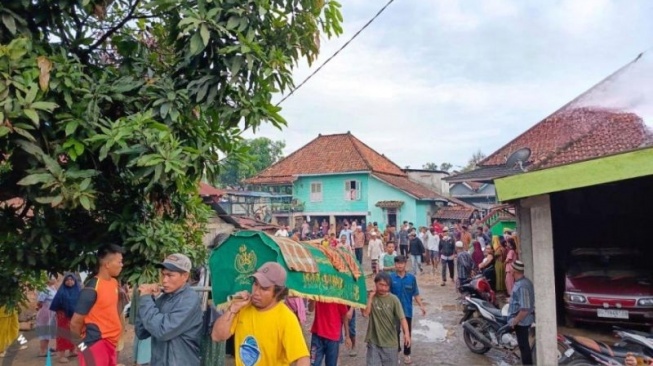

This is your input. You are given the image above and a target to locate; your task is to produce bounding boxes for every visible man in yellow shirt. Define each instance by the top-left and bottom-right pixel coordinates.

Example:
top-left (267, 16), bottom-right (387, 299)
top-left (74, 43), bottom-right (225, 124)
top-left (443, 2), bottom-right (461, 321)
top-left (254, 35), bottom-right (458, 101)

top-left (211, 262), bottom-right (309, 366)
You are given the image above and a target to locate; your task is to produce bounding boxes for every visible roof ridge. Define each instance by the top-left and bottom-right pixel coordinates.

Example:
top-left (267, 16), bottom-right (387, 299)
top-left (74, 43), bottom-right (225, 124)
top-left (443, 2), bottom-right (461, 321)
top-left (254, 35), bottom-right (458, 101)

top-left (347, 134), bottom-right (374, 172)
top-left (347, 135), bottom-right (407, 176)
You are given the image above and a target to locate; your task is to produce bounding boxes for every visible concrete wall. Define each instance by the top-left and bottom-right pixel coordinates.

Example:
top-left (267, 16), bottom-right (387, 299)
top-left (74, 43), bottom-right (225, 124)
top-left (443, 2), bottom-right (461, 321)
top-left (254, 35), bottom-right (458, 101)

top-left (294, 173), bottom-right (369, 214)
top-left (405, 170), bottom-right (450, 196)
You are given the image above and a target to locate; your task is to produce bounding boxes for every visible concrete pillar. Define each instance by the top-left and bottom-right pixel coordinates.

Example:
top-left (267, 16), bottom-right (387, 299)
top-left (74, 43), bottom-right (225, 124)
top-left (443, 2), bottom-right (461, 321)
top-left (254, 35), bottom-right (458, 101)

top-left (522, 195), bottom-right (557, 366)
top-left (516, 204), bottom-right (533, 279)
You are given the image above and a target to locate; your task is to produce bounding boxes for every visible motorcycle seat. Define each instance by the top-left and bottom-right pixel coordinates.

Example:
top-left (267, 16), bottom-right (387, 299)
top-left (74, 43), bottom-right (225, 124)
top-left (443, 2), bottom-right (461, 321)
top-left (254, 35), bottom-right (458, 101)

top-left (485, 306), bottom-right (506, 320)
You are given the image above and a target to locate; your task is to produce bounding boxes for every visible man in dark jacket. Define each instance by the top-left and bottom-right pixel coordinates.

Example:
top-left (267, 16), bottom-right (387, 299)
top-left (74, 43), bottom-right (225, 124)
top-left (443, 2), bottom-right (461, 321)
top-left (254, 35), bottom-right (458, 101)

top-left (136, 253), bottom-right (202, 366)
top-left (407, 232), bottom-right (425, 275)
top-left (438, 227), bottom-right (456, 286)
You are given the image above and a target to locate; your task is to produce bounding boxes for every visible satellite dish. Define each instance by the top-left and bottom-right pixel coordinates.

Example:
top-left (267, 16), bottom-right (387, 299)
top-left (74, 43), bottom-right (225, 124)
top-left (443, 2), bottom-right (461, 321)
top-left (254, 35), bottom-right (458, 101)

top-left (505, 148), bottom-right (531, 168)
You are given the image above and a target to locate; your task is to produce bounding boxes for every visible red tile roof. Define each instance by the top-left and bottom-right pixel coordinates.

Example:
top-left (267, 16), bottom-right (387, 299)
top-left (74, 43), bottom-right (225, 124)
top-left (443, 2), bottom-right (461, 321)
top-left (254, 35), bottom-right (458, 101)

top-left (199, 182), bottom-right (224, 197)
top-left (373, 173), bottom-right (447, 200)
top-left (480, 52), bottom-right (653, 172)
top-left (244, 133), bottom-right (405, 185)
top-left (534, 113), bottom-right (652, 169)
top-left (480, 108), bottom-right (652, 171)
top-left (434, 206), bottom-right (477, 220)
top-left (465, 181), bottom-right (484, 191)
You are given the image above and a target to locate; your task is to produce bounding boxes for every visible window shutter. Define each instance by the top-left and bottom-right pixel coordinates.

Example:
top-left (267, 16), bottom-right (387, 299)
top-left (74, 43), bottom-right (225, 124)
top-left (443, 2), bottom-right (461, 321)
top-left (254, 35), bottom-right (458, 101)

top-left (356, 180), bottom-right (361, 200)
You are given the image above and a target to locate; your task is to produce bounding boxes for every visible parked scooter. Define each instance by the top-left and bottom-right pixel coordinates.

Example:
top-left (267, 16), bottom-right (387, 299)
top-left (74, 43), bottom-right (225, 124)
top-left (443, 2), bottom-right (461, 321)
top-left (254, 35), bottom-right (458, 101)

top-left (559, 327), bottom-right (653, 365)
top-left (458, 273), bottom-right (496, 307)
top-left (460, 296), bottom-right (525, 354)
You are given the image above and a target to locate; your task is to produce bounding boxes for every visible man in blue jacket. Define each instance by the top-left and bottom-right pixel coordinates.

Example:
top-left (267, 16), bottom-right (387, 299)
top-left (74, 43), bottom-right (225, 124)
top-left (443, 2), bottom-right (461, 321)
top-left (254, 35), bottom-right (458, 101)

top-left (136, 253), bottom-right (202, 366)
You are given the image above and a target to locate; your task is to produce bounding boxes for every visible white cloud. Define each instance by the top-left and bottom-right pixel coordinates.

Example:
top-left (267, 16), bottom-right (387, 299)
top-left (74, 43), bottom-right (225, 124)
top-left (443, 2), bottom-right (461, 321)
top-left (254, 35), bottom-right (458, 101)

top-left (243, 0), bottom-right (653, 168)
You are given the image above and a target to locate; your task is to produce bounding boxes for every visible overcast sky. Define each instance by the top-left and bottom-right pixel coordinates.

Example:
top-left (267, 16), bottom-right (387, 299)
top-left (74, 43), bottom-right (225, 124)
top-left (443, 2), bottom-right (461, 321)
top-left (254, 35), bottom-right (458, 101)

top-left (243, 0), bottom-right (653, 169)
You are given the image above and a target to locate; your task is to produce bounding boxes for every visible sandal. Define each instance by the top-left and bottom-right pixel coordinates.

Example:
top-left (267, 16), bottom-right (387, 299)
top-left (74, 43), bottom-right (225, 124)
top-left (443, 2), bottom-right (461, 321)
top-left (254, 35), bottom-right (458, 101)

top-left (404, 355), bottom-right (413, 364)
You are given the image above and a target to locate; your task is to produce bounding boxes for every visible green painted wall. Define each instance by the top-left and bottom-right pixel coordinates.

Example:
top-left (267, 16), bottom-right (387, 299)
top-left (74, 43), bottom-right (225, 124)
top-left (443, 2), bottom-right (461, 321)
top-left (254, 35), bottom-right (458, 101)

top-left (367, 176), bottom-right (417, 228)
top-left (294, 173), bottom-right (369, 213)
top-left (495, 147), bottom-right (653, 201)
top-left (415, 201), bottom-right (431, 228)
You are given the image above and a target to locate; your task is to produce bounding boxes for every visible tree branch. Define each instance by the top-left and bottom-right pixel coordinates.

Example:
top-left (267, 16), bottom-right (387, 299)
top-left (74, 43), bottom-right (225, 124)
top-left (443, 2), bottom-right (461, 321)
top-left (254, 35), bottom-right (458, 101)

top-left (85, 0), bottom-right (141, 54)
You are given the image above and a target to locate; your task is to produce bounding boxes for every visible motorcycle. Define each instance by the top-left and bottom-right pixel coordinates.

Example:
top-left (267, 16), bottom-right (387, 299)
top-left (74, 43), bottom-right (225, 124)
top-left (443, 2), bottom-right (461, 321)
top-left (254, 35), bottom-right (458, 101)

top-left (460, 295), bottom-right (524, 355)
top-left (458, 273), bottom-right (496, 307)
top-left (559, 327), bottom-right (653, 365)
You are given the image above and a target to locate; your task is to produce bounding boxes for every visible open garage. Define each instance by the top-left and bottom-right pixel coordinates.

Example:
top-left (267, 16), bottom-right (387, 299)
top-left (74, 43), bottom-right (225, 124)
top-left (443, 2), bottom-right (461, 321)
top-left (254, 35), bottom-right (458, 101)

top-left (494, 146), bottom-right (653, 364)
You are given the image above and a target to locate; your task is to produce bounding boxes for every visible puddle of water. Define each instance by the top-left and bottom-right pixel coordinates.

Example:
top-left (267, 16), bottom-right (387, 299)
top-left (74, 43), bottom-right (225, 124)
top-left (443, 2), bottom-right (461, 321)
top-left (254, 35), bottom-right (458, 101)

top-left (412, 319), bottom-right (448, 342)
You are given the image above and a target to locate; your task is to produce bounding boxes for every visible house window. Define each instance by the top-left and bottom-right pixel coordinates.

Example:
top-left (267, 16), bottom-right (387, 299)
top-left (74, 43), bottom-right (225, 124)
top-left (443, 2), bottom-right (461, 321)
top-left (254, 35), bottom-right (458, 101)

top-left (310, 182), bottom-right (322, 202)
top-left (386, 208), bottom-right (397, 227)
top-left (344, 180), bottom-right (361, 201)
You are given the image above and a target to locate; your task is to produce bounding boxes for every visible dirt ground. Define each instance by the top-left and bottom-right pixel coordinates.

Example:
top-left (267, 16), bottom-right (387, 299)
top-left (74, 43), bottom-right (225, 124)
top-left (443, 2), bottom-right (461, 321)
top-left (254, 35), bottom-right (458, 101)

top-left (7, 260), bottom-right (618, 366)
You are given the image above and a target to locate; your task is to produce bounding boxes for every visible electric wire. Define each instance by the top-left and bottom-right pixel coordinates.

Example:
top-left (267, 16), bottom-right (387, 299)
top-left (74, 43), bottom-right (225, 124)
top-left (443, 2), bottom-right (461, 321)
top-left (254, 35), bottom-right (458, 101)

top-left (276, 0), bottom-right (397, 106)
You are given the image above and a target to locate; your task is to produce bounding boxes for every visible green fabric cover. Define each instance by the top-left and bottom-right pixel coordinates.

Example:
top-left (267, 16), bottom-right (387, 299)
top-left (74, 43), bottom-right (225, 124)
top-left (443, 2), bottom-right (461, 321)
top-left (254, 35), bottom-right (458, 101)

top-left (209, 231), bottom-right (367, 308)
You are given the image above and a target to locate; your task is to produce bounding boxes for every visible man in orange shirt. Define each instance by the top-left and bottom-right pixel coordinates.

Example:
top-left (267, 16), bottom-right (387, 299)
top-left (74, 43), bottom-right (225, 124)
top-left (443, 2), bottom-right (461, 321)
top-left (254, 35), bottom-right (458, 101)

top-left (71, 244), bottom-right (124, 366)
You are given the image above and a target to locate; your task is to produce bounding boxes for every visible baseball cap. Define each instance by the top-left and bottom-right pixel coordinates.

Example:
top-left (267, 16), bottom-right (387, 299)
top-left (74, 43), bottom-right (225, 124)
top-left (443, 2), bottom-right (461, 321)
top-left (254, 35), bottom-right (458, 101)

top-left (455, 241), bottom-right (463, 248)
top-left (443, 226), bottom-right (449, 232)
top-left (156, 253), bottom-right (192, 273)
top-left (251, 262), bottom-right (287, 287)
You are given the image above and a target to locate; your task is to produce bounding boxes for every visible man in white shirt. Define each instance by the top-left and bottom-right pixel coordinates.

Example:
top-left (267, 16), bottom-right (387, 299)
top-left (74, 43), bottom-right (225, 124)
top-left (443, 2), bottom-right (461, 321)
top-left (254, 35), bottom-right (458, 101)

top-left (339, 223), bottom-right (353, 247)
top-left (275, 226), bottom-right (289, 237)
top-left (367, 231), bottom-right (384, 274)
top-left (425, 228), bottom-right (440, 273)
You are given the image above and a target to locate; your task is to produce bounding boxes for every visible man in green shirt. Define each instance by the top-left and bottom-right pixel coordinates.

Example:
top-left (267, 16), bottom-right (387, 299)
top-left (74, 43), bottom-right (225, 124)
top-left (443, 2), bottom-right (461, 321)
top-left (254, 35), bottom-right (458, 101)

top-left (363, 272), bottom-right (410, 366)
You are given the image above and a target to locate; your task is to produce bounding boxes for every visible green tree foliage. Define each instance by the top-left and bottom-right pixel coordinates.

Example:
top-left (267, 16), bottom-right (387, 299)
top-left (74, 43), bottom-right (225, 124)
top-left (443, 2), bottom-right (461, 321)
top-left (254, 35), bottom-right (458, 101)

top-left (217, 137), bottom-right (285, 188)
top-left (421, 162), bottom-right (452, 172)
top-left (461, 150), bottom-right (486, 172)
top-left (422, 162), bottom-right (437, 171)
top-left (0, 0), bottom-right (343, 306)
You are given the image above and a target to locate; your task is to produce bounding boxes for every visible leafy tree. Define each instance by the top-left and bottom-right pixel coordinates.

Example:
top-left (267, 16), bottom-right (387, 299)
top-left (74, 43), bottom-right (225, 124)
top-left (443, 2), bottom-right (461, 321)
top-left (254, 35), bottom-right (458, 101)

top-left (217, 137), bottom-right (285, 187)
top-left (439, 162), bottom-right (453, 172)
top-left (461, 150), bottom-right (486, 172)
top-left (0, 0), bottom-right (343, 306)
top-left (422, 162), bottom-right (438, 171)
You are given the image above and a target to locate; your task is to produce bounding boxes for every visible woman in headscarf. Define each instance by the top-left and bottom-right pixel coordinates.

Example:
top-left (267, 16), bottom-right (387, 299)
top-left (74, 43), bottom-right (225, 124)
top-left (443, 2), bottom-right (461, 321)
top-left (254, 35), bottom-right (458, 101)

top-left (505, 239), bottom-right (518, 296)
top-left (49, 273), bottom-right (80, 362)
top-left (494, 240), bottom-right (507, 292)
top-left (471, 241), bottom-right (484, 268)
top-left (36, 277), bottom-right (57, 357)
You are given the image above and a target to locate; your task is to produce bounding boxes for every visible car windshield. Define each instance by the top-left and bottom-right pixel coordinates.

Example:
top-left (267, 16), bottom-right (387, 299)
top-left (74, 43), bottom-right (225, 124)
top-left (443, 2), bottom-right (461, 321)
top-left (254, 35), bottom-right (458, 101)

top-left (568, 253), bottom-right (649, 280)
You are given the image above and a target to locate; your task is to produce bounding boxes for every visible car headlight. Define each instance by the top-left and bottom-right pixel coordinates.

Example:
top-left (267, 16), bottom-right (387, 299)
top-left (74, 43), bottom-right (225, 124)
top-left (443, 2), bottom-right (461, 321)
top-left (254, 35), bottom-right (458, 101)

top-left (564, 292), bottom-right (587, 304)
top-left (638, 298), bottom-right (653, 306)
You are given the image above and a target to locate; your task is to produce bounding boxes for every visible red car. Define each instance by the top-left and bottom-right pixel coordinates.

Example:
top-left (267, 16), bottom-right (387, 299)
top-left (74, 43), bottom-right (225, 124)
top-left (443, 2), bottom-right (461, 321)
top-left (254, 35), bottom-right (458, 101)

top-left (564, 248), bottom-right (653, 329)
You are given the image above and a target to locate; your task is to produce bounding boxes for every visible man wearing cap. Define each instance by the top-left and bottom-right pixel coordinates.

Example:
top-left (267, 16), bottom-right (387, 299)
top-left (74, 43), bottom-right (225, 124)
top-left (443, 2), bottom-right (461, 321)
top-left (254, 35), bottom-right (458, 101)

top-left (506, 260), bottom-right (535, 365)
top-left (438, 227), bottom-right (456, 286)
top-left (212, 262), bottom-right (309, 366)
top-left (135, 253), bottom-right (203, 366)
